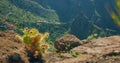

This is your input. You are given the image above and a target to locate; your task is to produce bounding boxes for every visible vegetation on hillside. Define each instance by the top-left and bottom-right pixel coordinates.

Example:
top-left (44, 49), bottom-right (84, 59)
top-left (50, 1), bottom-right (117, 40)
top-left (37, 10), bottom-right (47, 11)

top-left (111, 0), bottom-right (120, 26)
top-left (0, 0), bottom-right (120, 41)
top-left (9, 0), bottom-right (59, 22)
top-left (0, 0), bottom-right (70, 41)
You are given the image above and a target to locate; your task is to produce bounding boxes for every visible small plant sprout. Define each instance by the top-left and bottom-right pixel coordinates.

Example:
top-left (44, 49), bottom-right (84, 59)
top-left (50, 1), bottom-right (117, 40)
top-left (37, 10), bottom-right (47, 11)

top-left (70, 51), bottom-right (78, 57)
top-left (87, 33), bottom-right (98, 40)
top-left (70, 51), bottom-right (83, 57)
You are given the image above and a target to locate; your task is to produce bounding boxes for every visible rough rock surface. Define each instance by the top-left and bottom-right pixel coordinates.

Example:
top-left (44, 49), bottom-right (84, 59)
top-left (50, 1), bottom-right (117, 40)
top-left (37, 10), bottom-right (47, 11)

top-left (1, 31), bottom-right (120, 63)
top-left (46, 36), bottom-right (120, 63)
top-left (0, 30), bottom-right (29, 63)
top-left (54, 34), bottom-right (82, 52)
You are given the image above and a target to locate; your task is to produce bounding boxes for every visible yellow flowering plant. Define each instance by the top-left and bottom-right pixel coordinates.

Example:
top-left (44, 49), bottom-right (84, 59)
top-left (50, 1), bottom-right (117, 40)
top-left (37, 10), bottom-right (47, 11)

top-left (16, 28), bottom-right (50, 57)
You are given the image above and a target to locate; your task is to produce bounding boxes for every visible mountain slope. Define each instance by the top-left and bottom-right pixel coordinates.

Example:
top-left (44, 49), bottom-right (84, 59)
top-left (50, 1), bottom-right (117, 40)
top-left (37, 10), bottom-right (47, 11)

top-left (9, 0), bottom-right (59, 22)
top-left (31, 0), bottom-right (120, 39)
top-left (0, 0), bottom-right (69, 41)
top-left (0, 0), bottom-right (60, 23)
top-left (0, 0), bottom-right (120, 40)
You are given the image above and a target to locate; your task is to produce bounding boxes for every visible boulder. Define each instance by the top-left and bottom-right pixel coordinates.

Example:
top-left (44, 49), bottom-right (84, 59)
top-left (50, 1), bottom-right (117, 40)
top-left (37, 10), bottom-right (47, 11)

top-left (54, 34), bottom-right (82, 52)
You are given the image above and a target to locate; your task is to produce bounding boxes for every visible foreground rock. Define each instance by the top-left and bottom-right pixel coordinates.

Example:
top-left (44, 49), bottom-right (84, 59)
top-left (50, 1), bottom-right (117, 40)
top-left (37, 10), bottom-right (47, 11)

top-left (0, 30), bottom-right (29, 63)
top-left (54, 34), bottom-right (82, 52)
top-left (1, 30), bottom-right (120, 63)
top-left (0, 30), bottom-right (45, 63)
top-left (46, 36), bottom-right (120, 63)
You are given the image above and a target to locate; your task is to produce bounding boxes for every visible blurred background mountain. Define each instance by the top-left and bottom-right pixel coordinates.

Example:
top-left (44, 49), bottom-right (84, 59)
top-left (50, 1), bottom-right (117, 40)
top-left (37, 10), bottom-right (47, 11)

top-left (0, 0), bottom-right (120, 41)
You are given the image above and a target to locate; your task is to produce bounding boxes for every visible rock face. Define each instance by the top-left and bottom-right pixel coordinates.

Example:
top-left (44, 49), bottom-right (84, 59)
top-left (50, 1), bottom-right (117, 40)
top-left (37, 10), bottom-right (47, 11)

top-left (44, 36), bottom-right (120, 63)
top-left (58, 36), bottom-right (120, 63)
top-left (1, 30), bottom-right (120, 63)
top-left (72, 36), bottom-right (120, 56)
top-left (0, 30), bottom-right (45, 63)
top-left (0, 30), bottom-right (29, 63)
top-left (54, 34), bottom-right (82, 52)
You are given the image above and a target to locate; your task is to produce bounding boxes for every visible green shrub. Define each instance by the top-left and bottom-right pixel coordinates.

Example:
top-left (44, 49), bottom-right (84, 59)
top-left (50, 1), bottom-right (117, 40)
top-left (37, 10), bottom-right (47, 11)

top-left (16, 28), bottom-right (50, 57)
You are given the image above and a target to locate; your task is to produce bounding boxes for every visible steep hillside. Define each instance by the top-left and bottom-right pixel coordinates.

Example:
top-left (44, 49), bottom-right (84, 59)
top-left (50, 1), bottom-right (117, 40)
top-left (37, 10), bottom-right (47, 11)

top-left (30, 0), bottom-right (120, 39)
top-left (0, 0), bottom-right (120, 40)
top-left (0, 0), bottom-right (60, 23)
top-left (0, 0), bottom-right (41, 23)
top-left (0, 0), bottom-right (68, 41)
top-left (9, 0), bottom-right (59, 22)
